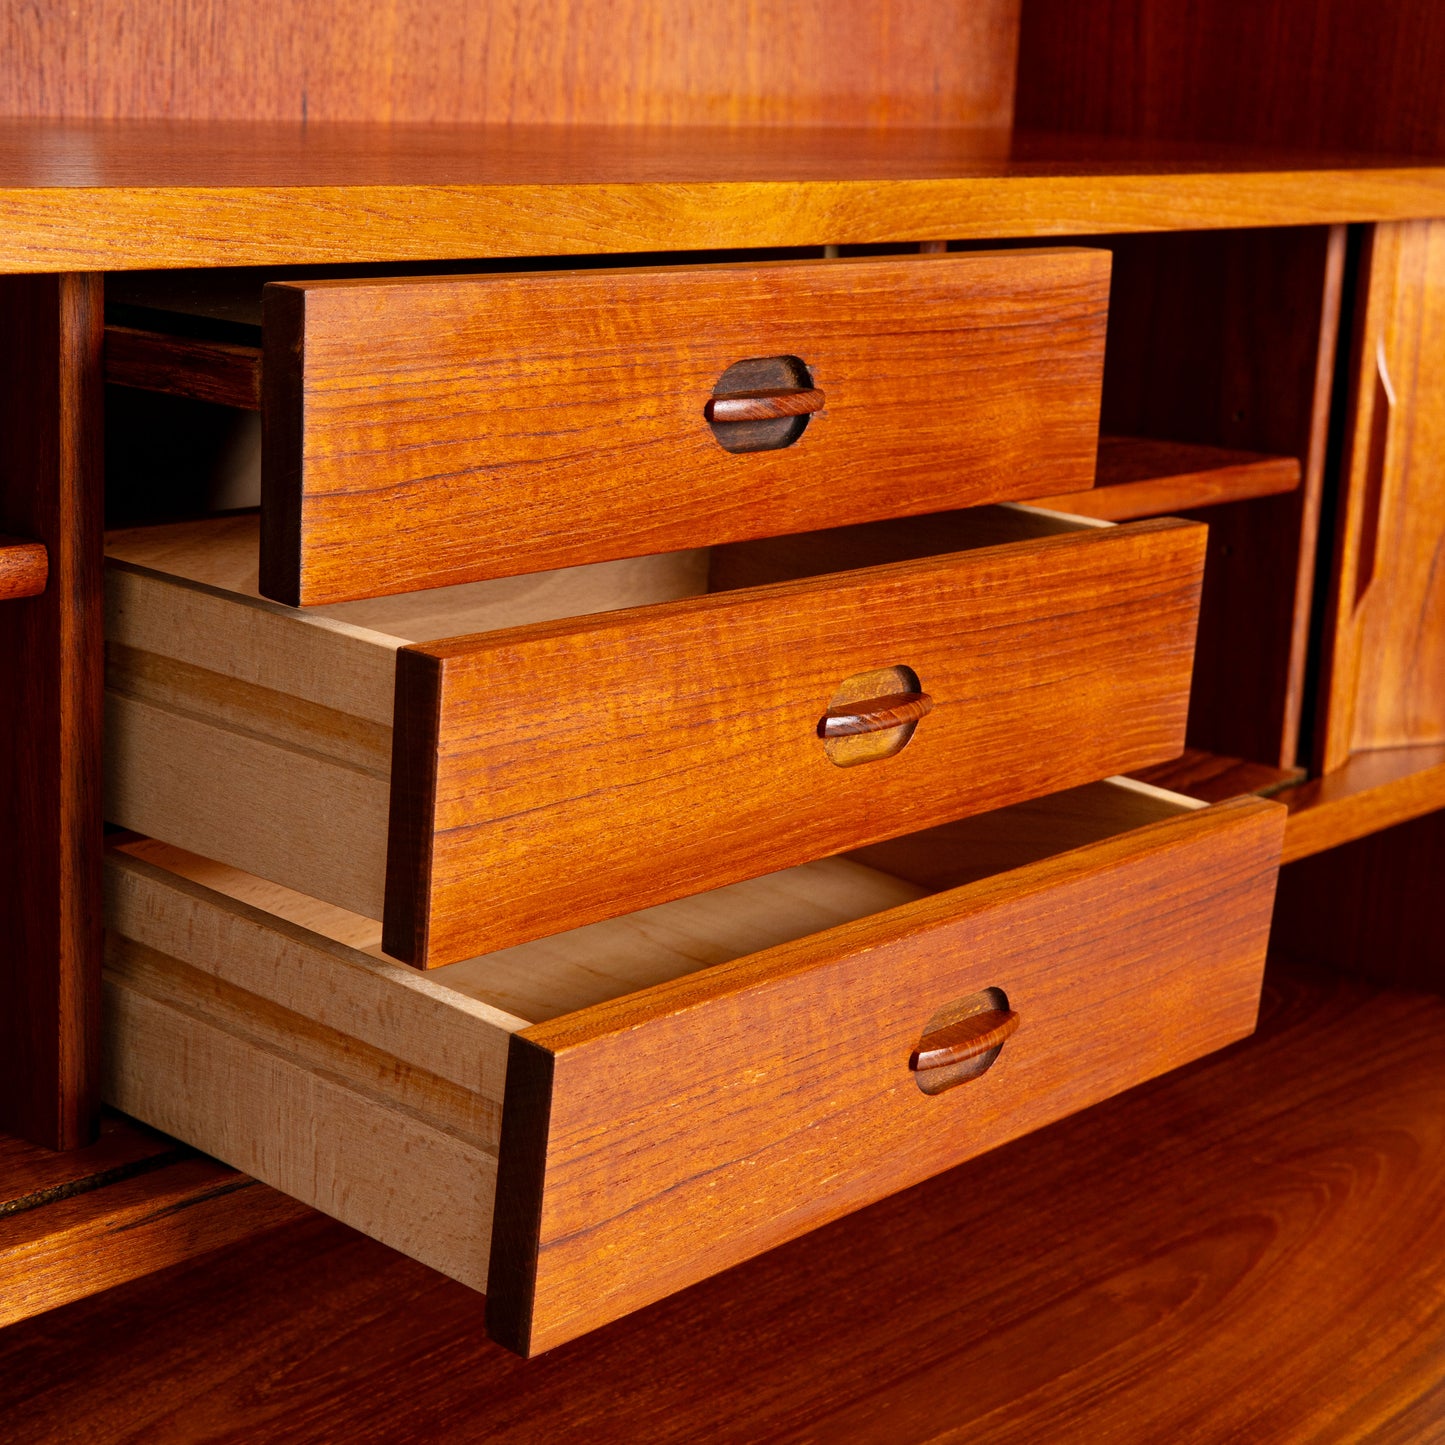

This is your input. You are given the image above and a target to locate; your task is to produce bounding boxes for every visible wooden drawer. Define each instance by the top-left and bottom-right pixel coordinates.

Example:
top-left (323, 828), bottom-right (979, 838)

top-left (104, 505), bottom-right (1206, 969)
top-left (103, 777), bottom-right (1285, 1355)
top-left (254, 249), bottom-right (1109, 603)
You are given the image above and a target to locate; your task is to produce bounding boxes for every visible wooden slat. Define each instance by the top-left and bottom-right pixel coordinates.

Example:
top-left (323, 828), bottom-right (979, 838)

top-left (387, 518), bottom-right (1206, 967)
top-left (0, 273), bottom-right (104, 1150)
top-left (0, 1145), bottom-right (307, 1329)
top-left (1131, 746), bottom-right (1305, 803)
top-left (1282, 744), bottom-right (1445, 863)
top-left (104, 324), bottom-right (262, 409)
top-left (0, 534), bottom-right (48, 601)
top-left (490, 795), bottom-right (1284, 1354)
top-left (1031, 435), bottom-right (1301, 520)
top-left (260, 250), bottom-right (1109, 604)
top-left (4, 124), bottom-right (1445, 273)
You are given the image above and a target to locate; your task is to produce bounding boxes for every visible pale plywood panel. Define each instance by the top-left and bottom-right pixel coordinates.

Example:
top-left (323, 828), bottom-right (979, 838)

top-left (103, 975), bottom-right (497, 1292)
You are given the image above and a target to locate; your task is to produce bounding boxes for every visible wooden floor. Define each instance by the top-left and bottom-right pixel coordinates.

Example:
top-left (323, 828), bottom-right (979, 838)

top-left (4, 955), bottom-right (1445, 1443)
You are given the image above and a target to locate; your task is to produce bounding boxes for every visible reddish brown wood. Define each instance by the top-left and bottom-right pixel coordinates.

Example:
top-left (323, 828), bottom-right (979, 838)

top-left (2, 1), bottom-right (1021, 128)
top-left (3, 124), bottom-right (1444, 273)
top-left (0, 1115), bottom-right (309, 1329)
top-left (818, 690), bottom-right (933, 738)
top-left (1315, 221), bottom-right (1445, 773)
top-left (1033, 435), bottom-right (1301, 521)
top-left (1131, 747), bottom-right (1305, 804)
top-left (1017, 0), bottom-right (1445, 156)
top-left (1282, 745), bottom-right (1445, 863)
top-left (0, 536), bottom-right (49, 601)
top-left (1085, 226), bottom-right (1345, 770)
top-left (103, 323), bottom-right (262, 410)
top-left (6, 964), bottom-right (1445, 1441)
top-left (487, 795), bottom-right (1283, 1354)
top-left (1274, 809), bottom-right (1445, 986)
top-left (704, 387), bottom-right (826, 423)
top-left (385, 518), bottom-right (1205, 968)
top-left (0, 274), bottom-right (104, 1151)
top-left (911, 1008), bottom-right (1019, 1071)
top-left (260, 250), bottom-right (1109, 605)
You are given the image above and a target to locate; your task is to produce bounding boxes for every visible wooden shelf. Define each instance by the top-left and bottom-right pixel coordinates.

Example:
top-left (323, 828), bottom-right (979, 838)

top-left (1131, 747), bottom-right (1304, 803)
top-left (1034, 435), bottom-right (1301, 521)
top-left (1283, 745), bottom-right (1445, 862)
top-left (4, 961), bottom-right (1445, 1440)
top-left (5, 123), bottom-right (1445, 271)
top-left (1136, 745), bottom-right (1445, 861)
top-left (0, 1112), bottom-right (306, 1328)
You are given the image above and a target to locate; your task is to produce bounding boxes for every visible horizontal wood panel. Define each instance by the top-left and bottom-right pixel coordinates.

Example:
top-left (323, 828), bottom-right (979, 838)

top-left (490, 795), bottom-right (1285, 1354)
top-left (389, 519), bottom-right (1206, 966)
top-left (4, 124), bottom-right (1445, 272)
top-left (2, 1), bottom-right (1019, 128)
top-left (1032, 435), bottom-right (1301, 520)
top-left (262, 250), bottom-right (1109, 604)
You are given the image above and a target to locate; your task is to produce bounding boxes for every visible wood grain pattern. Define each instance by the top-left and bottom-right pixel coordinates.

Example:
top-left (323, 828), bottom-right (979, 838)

top-left (1017, 0), bottom-right (1445, 156)
top-left (387, 516), bottom-right (1205, 967)
top-left (1, 1), bottom-right (1020, 128)
top-left (104, 324), bottom-right (262, 409)
top-left (1316, 220), bottom-right (1445, 772)
top-left (0, 274), bottom-right (104, 1150)
top-left (0, 1127), bottom-right (307, 1329)
top-left (490, 795), bottom-right (1284, 1354)
top-left (0, 535), bottom-right (49, 600)
top-left (3, 123), bottom-right (1445, 274)
top-left (259, 251), bottom-right (1109, 604)
top-left (8, 963), bottom-right (1445, 1442)
top-left (1130, 747), bottom-right (1305, 805)
top-left (1282, 745), bottom-right (1445, 864)
top-left (1032, 434), bottom-right (1301, 520)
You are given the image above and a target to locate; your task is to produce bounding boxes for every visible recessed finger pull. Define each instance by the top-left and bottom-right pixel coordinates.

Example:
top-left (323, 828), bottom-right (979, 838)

top-left (911, 1009), bottom-right (1019, 1072)
top-left (819, 690), bottom-right (933, 739)
top-left (706, 355), bottom-right (820, 453)
top-left (705, 387), bottom-right (826, 424)
top-left (912, 988), bottom-right (1016, 1095)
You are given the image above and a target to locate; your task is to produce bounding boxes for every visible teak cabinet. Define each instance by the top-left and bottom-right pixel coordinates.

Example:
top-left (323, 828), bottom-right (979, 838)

top-left (4, 0), bottom-right (1445, 1365)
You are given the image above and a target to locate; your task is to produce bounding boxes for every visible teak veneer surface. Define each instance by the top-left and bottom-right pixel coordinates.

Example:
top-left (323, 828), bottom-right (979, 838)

top-left (0, 1113), bottom-right (306, 1329)
top-left (102, 508), bottom-right (1206, 967)
top-left (260, 250), bottom-right (1109, 604)
top-left (102, 782), bottom-right (1282, 1355)
top-left (1318, 219), bottom-right (1445, 771)
top-left (7, 962), bottom-right (1445, 1442)
top-left (4, 124), bottom-right (1445, 271)
top-left (0, 275), bottom-right (103, 1150)
top-left (1034, 435), bottom-right (1301, 521)
top-left (2, 0), bottom-right (1021, 129)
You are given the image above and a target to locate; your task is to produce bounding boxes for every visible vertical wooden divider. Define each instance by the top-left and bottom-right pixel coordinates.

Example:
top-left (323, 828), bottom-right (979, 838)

top-left (0, 274), bottom-right (104, 1150)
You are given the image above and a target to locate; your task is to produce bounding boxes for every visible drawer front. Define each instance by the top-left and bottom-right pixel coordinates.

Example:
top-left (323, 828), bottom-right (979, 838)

top-left (387, 517), bottom-right (1206, 967)
top-left (261, 249), bottom-right (1110, 605)
top-left (489, 795), bottom-right (1285, 1355)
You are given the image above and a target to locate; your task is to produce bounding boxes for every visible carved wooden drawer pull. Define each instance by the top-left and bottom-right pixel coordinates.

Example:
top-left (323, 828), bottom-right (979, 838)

top-left (819, 690), bottom-right (934, 739)
top-left (910, 1008), bottom-right (1019, 1073)
top-left (704, 387), bottom-right (826, 423)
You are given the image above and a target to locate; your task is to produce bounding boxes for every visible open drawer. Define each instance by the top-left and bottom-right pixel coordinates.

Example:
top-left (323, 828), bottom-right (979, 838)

top-left (104, 777), bottom-right (1285, 1355)
top-left (104, 505), bottom-right (1207, 968)
top-left (107, 249), bottom-right (1110, 604)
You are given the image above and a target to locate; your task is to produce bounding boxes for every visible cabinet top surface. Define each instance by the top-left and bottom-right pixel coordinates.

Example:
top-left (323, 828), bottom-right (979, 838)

top-left (3, 122), bottom-right (1445, 270)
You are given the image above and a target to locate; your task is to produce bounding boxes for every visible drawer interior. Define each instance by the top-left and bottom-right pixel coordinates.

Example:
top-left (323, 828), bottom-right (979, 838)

top-left (105, 770), bottom-right (1250, 1354)
top-left (103, 501), bottom-right (1128, 934)
top-left (112, 774), bottom-right (1202, 1034)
